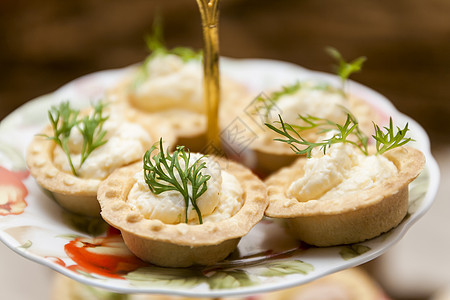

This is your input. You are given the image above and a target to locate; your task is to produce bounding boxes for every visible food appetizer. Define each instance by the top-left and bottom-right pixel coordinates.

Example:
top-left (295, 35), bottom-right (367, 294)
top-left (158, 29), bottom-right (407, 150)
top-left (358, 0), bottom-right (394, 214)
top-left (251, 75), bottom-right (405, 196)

top-left (97, 139), bottom-right (268, 267)
top-left (264, 114), bottom-right (425, 246)
top-left (221, 49), bottom-right (378, 174)
top-left (108, 28), bottom-right (248, 151)
top-left (26, 101), bottom-right (157, 217)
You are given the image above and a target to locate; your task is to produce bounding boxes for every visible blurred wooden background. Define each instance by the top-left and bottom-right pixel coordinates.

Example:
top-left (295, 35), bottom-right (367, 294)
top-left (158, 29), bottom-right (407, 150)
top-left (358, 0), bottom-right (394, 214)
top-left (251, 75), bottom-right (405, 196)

top-left (1, 0), bottom-right (449, 150)
top-left (0, 1), bottom-right (450, 299)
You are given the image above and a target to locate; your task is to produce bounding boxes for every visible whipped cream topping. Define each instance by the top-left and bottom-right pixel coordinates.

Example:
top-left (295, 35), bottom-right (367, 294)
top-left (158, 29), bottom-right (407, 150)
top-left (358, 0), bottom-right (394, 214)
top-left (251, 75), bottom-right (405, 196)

top-left (288, 141), bottom-right (398, 202)
top-left (127, 154), bottom-right (244, 224)
top-left (53, 107), bottom-right (151, 180)
top-left (131, 54), bottom-right (204, 113)
top-left (267, 81), bottom-right (349, 128)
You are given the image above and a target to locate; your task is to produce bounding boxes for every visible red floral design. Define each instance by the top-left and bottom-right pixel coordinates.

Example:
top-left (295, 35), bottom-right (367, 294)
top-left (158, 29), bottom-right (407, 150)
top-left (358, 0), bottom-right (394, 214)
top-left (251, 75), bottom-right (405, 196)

top-left (64, 229), bottom-right (147, 279)
top-left (0, 166), bottom-right (29, 215)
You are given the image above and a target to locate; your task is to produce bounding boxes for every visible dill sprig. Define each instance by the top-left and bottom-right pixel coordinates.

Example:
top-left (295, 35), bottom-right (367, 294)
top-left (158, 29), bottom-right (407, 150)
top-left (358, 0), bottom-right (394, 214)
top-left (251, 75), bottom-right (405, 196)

top-left (143, 138), bottom-right (211, 224)
top-left (265, 114), bottom-right (412, 158)
top-left (265, 114), bottom-right (368, 158)
top-left (326, 47), bottom-right (366, 94)
top-left (41, 101), bottom-right (108, 176)
top-left (269, 82), bottom-right (302, 102)
top-left (373, 117), bottom-right (413, 154)
top-left (78, 101), bottom-right (109, 167)
top-left (42, 102), bottom-right (79, 175)
top-left (134, 19), bottom-right (201, 88)
top-left (144, 18), bottom-right (202, 63)
top-left (255, 82), bottom-right (301, 120)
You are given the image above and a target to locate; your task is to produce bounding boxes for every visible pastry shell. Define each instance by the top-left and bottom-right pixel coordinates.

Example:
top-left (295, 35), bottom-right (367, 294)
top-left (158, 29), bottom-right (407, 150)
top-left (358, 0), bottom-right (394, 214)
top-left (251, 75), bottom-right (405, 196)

top-left (264, 146), bottom-right (425, 246)
top-left (108, 70), bottom-right (249, 152)
top-left (97, 158), bottom-right (268, 267)
top-left (26, 126), bottom-right (101, 216)
top-left (26, 125), bottom-right (156, 217)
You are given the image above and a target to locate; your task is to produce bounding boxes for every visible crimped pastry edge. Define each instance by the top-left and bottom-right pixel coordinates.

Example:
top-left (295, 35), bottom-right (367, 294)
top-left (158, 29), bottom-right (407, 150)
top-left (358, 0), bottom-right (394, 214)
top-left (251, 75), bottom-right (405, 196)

top-left (26, 118), bottom-right (157, 217)
top-left (264, 146), bottom-right (425, 246)
top-left (26, 126), bottom-right (101, 216)
top-left (97, 158), bottom-right (268, 266)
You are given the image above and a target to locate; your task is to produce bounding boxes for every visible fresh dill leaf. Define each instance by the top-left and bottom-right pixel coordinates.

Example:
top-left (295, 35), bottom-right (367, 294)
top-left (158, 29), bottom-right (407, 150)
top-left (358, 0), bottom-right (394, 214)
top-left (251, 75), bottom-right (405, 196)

top-left (78, 101), bottom-right (109, 167)
top-left (143, 138), bottom-right (211, 224)
top-left (265, 114), bottom-right (368, 158)
top-left (373, 117), bottom-right (413, 154)
top-left (41, 102), bottom-right (79, 175)
top-left (326, 47), bottom-right (366, 93)
top-left (145, 16), bottom-right (165, 57)
top-left (266, 113), bottom-right (413, 157)
top-left (143, 30), bottom-right (202, 62)
top-left (133, 21), bottom-right (202, 88)
top-left (169, 46), bottom-right (203, 62)
top-left (40, 101), bottom-right (109, 176)
top-left (256, 82), bottom-right (301, 120)
top-left (270, 82), bottom-right (302, 102)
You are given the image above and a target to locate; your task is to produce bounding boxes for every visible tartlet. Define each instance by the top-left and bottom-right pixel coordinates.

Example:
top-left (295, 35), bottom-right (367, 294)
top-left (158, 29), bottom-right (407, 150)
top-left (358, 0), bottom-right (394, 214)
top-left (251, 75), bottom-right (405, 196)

top-left (97, 157), bottom-right (268, 267)
top-left (264, 146), bottom-right (425, 246)
top-left (108, 54), bottom-right (249, 152)
top-left (220, 80), bottom-right (379, 174)
top-left (26, 103), bottom-right (157, 217)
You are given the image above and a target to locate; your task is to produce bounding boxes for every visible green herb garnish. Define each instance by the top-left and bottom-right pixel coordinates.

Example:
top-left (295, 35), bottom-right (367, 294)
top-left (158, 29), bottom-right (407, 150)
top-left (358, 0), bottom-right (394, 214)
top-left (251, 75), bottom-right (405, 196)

top-left (144, 18), bottom-right (202, 63)
top-left (373, 117), bottom-right (413, 154)
top-left (265, 114), bottom-right (412, 158)
top-left (134, 19), bottom-right (202, 88)
top-left (143, 138), bottom-right (211, 224)
top-left (268, 82), bottom-right (302, 102)
top-left (255, 82), bottom-right (301, 120)
top-left (78, 101), bottom-right (109, 167)
top-left (41, 101), bottom-right (108, 176)
top-left (326, 47), bottom-right (366, 94)
top-left (43, 102), bottom-right (80, 175)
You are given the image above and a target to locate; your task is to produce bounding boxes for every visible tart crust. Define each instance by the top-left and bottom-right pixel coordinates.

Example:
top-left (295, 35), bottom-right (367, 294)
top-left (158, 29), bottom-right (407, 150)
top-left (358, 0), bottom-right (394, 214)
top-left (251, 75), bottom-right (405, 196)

top-left (108, 69), bottom-right (249, 152)
top-left (26, 124), bottom-right (155, 217)
top-left (97, 158), bottom-right (268, 267)
top-left (26, 126), bottom-right (101, 217)
top-left (264, 146), bottom-right (425, 246)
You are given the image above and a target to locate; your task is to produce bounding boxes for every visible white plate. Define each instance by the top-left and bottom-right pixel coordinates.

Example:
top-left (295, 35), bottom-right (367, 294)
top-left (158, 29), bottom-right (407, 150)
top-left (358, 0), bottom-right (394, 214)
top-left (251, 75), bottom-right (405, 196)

top-left (0, 58), bottom-right (440, 297)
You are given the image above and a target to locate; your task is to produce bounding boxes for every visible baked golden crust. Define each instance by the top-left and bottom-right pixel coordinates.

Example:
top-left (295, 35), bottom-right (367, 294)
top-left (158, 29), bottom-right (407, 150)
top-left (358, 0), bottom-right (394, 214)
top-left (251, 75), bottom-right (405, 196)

top-left (264, 146), bottom-right (425, 246)
top-left (26, 118), bottom-right (157, 217)
top-left (97, 158), bottom-right (268, 267)
top-left (26, 126), bottom-right (101, 216)
top-left (108, 69), bottom-right (249, 152)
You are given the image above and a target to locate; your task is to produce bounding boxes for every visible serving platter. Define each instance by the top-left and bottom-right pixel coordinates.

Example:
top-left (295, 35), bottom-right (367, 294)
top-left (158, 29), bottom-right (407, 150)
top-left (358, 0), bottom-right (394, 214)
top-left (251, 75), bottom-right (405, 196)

top-left (0, 58), bottom-right (440, 297)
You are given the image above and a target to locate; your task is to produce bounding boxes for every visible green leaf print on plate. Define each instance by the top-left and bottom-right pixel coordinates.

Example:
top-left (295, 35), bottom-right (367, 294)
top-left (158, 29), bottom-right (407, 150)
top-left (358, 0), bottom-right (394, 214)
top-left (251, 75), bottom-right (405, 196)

top-left (339, 244), bottom-right (371, 260)
top-left (260, 260), bottom-right (314, 277)
top-left (207, 270), bottom-right (256, 289)
top-left (18, 240), bottom-right (32, 249)
top-left (125, 266), bottom-right (204, 288)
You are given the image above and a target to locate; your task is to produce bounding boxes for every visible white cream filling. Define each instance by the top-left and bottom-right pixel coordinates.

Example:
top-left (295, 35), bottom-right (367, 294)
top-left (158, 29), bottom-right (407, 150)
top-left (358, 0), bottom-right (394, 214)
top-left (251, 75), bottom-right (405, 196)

top-left (53, 109), bottom-right (151, 180)
top-left (287, 142), bottom-right (398, 202)
top-left (132, 54), bottom-right (204, 113)
top-left (266, 81), bottom-right (349, 130)
top-left (127, 155), bottom-right (244, 224)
